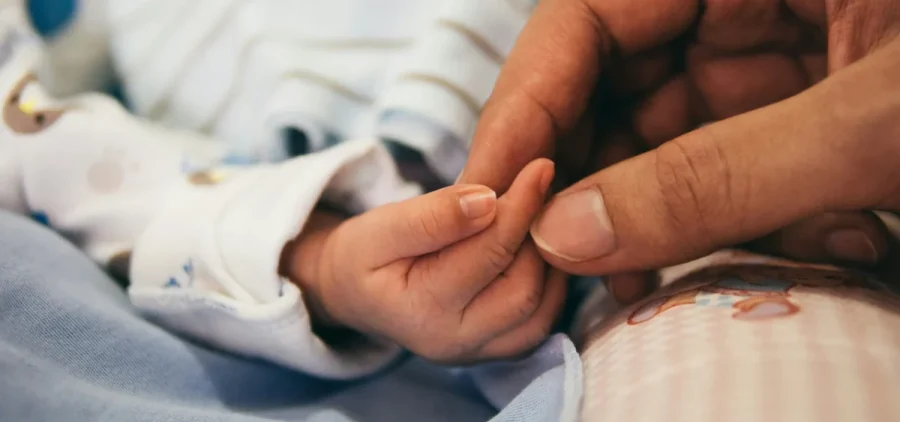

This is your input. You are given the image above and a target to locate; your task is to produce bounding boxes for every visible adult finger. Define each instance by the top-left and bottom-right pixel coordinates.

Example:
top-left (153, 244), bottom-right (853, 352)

top-left (588, 134), bottom-right (657, 306)
top-left (530, 39), bottom-right (900, 275)
top-left (685, 48), bottom-right (811, 122)
top-left (747, 211), bottom-right (890, 266)
top-left (409, 159), bottom-right (553, 309)
top-left (555, 96), bottom-right (601, 181)
top-left (631, 51), bottom-right (813, 149)
top-left (606, 48), bottom-right (676, 97)
top-left (350, 184), bottom-right (498, 266)
top-left (605, 271), bottom-right (658, 305)
top-left (459, 0), bottom-right (698, 192)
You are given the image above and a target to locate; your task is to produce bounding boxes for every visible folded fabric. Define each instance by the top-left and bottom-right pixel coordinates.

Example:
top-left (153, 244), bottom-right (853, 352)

top-left (103, 0), bottom-right (536, 183)
top-left (1, 0), bottom-right (420, 378)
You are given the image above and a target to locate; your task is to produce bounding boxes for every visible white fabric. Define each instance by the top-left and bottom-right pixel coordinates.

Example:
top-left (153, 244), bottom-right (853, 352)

top-left (0, 0), bottom-right (418, 379)
top-left (130, 140), bottom-right (415, 378)
top-left (104, 0), bottom-right (535, 182)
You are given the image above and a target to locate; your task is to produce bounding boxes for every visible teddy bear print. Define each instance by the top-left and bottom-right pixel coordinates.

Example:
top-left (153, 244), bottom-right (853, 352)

top-left (3, 73), bottom-right (68, 134)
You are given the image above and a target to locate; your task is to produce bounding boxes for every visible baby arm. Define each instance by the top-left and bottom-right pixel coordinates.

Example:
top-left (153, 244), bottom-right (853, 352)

top-left (282, 159), bottom-right (568, 363)
top-left (0, 1), bottom-right (426, 379)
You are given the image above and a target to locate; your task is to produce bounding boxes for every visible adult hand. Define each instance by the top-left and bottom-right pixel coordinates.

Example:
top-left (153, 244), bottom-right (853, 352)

top-left (461, 0), bottom-right (900, 279)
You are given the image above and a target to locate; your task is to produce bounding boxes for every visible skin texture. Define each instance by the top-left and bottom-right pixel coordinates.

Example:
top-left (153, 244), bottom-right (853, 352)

top-left (459, 0), bottom-right (900, 291)
top-left (282, 159), bottom-right (567, 364)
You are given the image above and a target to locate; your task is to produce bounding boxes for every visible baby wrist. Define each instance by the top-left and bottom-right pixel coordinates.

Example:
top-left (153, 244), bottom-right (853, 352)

top-left (278, 210), bottom-right (347, 329)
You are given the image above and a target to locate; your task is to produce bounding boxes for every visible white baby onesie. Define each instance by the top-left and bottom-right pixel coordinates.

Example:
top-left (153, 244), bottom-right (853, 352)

top-left (101, 0), bottom-right (536, 183)
top-left (0, 1), bottom-right (421, 379)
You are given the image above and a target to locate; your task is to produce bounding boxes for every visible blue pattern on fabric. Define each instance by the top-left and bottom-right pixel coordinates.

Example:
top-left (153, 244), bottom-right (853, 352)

top-left (27, 0), bottom-right (76, 38)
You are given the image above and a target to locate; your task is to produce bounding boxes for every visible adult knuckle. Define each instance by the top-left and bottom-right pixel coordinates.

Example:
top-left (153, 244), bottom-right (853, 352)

top-left (653, 131), bottom-right (738, 250)
top-left (507, 84), bottom-right (562, 149)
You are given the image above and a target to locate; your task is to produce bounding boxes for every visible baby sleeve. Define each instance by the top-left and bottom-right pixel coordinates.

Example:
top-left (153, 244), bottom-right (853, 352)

top-left (0, 1), bottom-right (418, 379)
top-left (128, 140), bottom-right (418, 379)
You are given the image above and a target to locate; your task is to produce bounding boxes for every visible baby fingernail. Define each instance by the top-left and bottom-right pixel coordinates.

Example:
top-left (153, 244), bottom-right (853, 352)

top-left (460, 188), bottom-right (497, 219)
top-left (825, 229), bottom-right (880, 264)
top-left (531, 187), bottom-right (616, 261)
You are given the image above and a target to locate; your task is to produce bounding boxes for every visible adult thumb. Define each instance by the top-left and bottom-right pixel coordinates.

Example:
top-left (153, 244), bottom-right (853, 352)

top-left (530, 42), bottom-right (900, 275)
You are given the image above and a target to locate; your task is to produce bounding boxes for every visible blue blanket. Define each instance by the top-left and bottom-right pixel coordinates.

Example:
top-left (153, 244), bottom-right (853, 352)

top-left (0, 210), bottom-right (582, 421)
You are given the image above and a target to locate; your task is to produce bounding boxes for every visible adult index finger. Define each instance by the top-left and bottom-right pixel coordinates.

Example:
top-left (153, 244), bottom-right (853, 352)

top-left (459, 0), bottom-right (698, 192)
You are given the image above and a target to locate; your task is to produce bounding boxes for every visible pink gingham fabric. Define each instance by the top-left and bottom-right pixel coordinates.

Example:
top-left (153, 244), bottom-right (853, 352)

top-left (578, 251), bottom-right (900, 422)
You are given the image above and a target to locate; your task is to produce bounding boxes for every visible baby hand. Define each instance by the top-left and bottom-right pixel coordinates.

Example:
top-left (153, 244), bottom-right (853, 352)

top-left (285, 159), bottom-right (564, 363)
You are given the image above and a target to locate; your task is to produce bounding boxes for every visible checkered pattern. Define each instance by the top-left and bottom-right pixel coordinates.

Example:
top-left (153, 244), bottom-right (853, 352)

top-left (579, 254), bottom-right (900, 422)
top-left (694, 292), bottom-right (739, 308)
